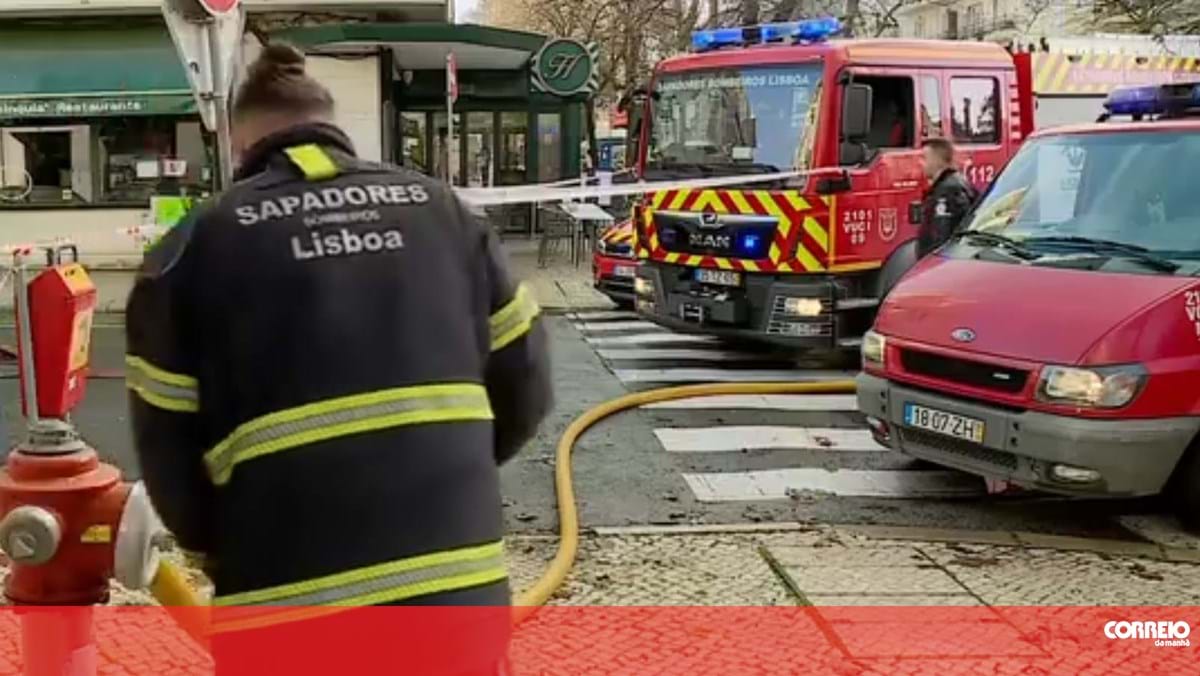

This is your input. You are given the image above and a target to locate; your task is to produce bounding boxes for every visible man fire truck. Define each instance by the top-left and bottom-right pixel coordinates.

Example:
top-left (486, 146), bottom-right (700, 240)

top-left (627, 18), bottom-right (1035, 350)
top-left (857, 82), bottom-right (1200, 529)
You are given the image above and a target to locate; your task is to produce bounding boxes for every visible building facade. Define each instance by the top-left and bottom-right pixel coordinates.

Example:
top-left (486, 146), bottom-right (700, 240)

top-left (896, 0), bottom-right (1093, 43)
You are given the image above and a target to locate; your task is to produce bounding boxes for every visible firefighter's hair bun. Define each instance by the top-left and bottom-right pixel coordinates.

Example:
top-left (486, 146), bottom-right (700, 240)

top-left (234, 42), bottom-right (333, 119)
top-left (252, 43), bottom-right (307, 80)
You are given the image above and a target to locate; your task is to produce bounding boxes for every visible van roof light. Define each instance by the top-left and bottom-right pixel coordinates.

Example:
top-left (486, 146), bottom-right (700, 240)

top-left (1103, 81), bottom-right (1200, 117)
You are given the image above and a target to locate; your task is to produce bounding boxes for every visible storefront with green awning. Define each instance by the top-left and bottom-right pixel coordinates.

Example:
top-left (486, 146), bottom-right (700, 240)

top-left (274, 23), bottom-right (598, 191)
top-left (0, 20), bottom-right (214, 210)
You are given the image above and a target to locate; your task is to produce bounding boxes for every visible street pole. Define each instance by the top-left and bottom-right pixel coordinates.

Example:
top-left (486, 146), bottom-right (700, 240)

top-left (14, 256), bottom-right (38, 428)
top-left (206, 19), bottom-right (234, 190)
top-left (445, 54), bottom-right (453, 185)
top-left (445, 0), bottom-right (456, 186)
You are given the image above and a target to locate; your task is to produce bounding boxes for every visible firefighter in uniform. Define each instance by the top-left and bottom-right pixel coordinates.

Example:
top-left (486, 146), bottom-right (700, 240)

top-left (918, 137), bottom-right (978, 258)
top-left (125, 44), bottom-right (551, 672)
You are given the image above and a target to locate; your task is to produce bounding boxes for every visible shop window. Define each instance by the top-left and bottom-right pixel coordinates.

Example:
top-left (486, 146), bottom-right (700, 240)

top-left (855, 75), bottom-right (914, 151)
top-left (400, 112), bottom-right (428, 173)
top-left (1, 126), bottom-right (89, 203)
top-left (537, 113), bottom-right (562, 183)
top-left (99, 118), bottom-right (211, 204)
top-left (499, 112), bottom-right (528, 186)
top-left (950, 77), bottom-right (1000, 144)
top-left (0, 116), bottom-right (214, 207)
top-left (919, 76), bottom-right (944, 139)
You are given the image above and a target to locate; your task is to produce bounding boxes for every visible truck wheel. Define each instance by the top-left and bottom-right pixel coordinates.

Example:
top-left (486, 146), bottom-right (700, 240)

top-left (1168, 440), bottom-right (1200, 533)
top-left (874, 240), bottom-right (919, 300)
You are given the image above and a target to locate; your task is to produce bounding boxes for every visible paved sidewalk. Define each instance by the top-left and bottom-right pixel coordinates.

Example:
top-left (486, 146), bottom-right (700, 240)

top-left (93, 522), bottom-right (1199, 609)
top-left (503, 239), bottom-right (615, 312)
top-left (509, 525), bottom-right (1200, 607)
top-left (0, 524), bottom-right (1195, 673)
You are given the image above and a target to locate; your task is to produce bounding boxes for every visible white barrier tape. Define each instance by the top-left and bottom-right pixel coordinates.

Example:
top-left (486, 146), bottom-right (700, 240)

top-left (1, 238), bottom-right (74, 259)
top-left (118, 226), bottom-right (165, 236)
top-left (455, 169), bottom-right (809, 207)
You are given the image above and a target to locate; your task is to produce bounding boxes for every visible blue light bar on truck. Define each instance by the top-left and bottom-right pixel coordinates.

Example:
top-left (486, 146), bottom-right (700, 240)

top-left (795, 17), bottom-right (843, 42)
top-left (691, 27), bottom-right (746, 52)
top-left (691, 17), bottom-right (842, 52)
top-left (1104, 81), bottom-right (1200, 117)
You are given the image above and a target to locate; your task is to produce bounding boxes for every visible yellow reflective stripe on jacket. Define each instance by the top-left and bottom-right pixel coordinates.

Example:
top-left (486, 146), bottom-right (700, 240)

top-left (213, 540), bottom-right (506, 607)
top-left (203, 383), bottom-right (493, 485)
top-left (125, 355), bottom-right (199, 413)
top-left (284, 144), bottom-right (339, 181)
top-left (490, 282), bottom-right (539, 352)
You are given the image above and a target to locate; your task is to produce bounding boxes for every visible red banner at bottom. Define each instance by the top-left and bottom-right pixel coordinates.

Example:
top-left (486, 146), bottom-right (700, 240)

top-left (0, 606), bottom-right (1195, 674)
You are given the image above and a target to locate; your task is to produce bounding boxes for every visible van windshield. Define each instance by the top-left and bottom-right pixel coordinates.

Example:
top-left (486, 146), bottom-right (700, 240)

top-left (963, 130), bottom-right (1200, 268)
top-left (647, 64), bottom-right (823, 175)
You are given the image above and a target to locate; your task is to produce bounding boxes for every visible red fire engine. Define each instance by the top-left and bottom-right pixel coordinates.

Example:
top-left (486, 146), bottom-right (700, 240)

top-left (625, 19), bottom-right (1036, 351)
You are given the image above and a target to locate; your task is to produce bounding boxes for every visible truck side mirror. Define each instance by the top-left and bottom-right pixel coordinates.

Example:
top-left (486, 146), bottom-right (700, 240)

top-left (816, 170), bottom-right (852, 195)
top-left (839, 142), bottom-right (867, 167)
top-left (908, 201), bottom-right (923, 225)
top-left (841, 83), bottom-right (873, 141)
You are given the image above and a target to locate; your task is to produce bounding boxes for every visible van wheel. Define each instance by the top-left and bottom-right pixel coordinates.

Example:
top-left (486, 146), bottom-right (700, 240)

top-left (613, 298), bottom-right (634, 311)
top-left (1168, 441), bottom-right (1200, 534)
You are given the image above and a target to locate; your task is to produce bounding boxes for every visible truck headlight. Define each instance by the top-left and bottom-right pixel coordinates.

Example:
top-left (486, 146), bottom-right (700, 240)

top-left (634, 276), bottom-right (654, 298)
top-left (1036, 364), bottom-right (1146, 409)
top-left (862, 330), bottom-right (886, 367)
top-left (781, 297), bottom-right (824, 317)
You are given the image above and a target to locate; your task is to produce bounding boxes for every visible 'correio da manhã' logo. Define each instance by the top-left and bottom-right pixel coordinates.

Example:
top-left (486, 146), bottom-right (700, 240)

top-left (532, 38), bottom-right (597, 97)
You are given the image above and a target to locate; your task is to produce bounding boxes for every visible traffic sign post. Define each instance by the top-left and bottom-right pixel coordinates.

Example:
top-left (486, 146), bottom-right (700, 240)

top-left (162, 0), bottom-right (244, 190)
top-left (445, 52), bottom-right (458, 184)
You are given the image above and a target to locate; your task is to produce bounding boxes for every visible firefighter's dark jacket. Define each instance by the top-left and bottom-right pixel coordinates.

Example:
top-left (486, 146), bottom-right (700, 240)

top-left (918, 168), bottom-right (977, 257)
top-left (125, 123), bottom-right (552, 611)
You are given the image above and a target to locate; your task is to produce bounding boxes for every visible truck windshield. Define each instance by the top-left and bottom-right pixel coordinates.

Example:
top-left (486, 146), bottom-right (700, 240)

top-left (963, 130), bottom-right (1200, 265)
top-left (647, 64), bottom-right (822, 174)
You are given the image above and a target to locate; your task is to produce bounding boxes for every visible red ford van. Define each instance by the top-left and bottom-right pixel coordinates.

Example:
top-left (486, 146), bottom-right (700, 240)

top-left (857, 83), bottom-right (1200, 529)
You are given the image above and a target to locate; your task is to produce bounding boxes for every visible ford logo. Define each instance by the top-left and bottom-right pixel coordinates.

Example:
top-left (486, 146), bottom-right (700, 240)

top-left (951, 328), bottom-right (976, 343)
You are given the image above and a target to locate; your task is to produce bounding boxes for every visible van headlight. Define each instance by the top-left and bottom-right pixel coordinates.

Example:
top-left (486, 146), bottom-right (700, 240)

top-left (1036, 364), bottom-right (1147, 409)
top-left (862, 330), bottom-right (886, 367)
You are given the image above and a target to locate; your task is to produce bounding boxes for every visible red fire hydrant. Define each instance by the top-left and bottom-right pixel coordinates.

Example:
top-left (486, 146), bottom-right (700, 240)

top-left (0, 244), bottom-right (163, 675)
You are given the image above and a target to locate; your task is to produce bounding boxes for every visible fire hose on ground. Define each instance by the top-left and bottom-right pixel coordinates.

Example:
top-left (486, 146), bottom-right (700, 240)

top-left (147, 379), bottom-right (860, 643)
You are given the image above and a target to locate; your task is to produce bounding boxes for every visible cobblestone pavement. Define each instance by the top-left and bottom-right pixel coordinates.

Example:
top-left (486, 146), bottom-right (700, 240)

top-left (44, 525), bottom-right (1200, 610)
top-left (0, 525), bottom-right (1195, 673)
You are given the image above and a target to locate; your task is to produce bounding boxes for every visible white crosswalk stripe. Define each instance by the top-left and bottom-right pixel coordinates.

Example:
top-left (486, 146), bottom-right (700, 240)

top-left (596, 347), bottom-right (779, 362)
top-left (577, 320), bottom-right (665, 333)
top-left (642, 394), bottom-right (858, 411)
top-left (613, 368), bottom-right (852, 384)
top-left (571, 308), bottom-right (981, 504)
top-left (585, 333), bottom-right (720, 347)
top-left (655, 427), bottom-right (885, 453)
top-left (571, 310), bottom-right (641, 322)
